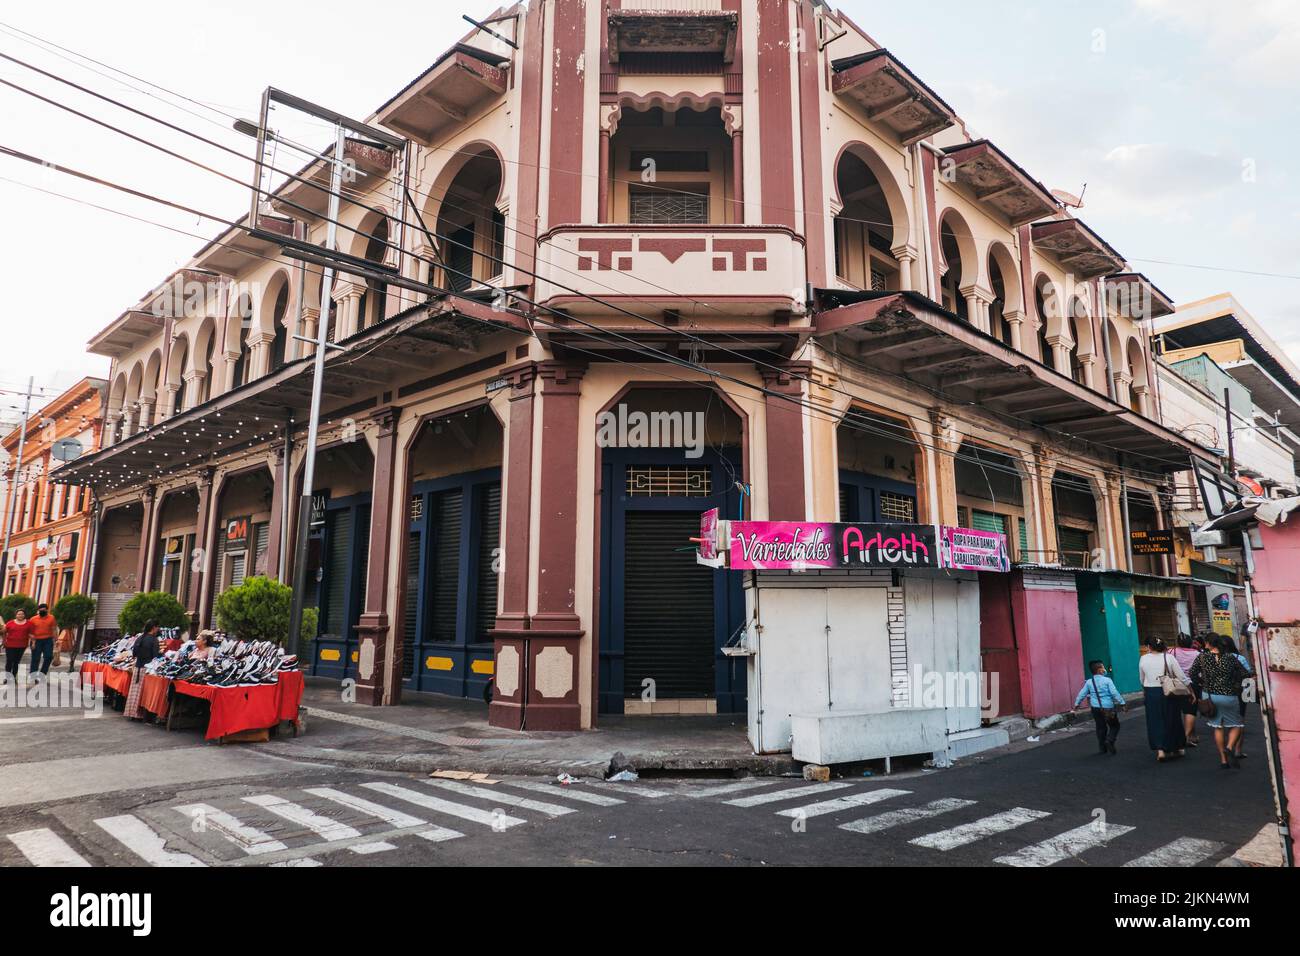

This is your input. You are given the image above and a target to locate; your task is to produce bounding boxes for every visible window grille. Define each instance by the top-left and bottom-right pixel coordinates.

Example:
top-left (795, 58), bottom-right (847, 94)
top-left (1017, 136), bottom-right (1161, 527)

top-left (879, 492), bottom-right (916, 522)
top-left (629, 188), bottom-right (708, 224)
top-left (626, 465), bottom-right (712, 498)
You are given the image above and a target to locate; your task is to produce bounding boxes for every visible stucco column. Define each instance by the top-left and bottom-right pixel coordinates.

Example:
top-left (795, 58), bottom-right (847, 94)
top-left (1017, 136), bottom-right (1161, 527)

top-left (1079, 354), bottom-right (1098, 391)
top-left (807, 367), bottom-right (842, 521)
top-left (731, 130), bottom-right (744, 221)
top-left (1114, 370), bottom-right (1134, 409)
top-left (137, 398), bottom-right (155, 432)
top-left (1132, 383), bottom-right (1151, 417)
top-left (332, 282), bottom-right (363, 340)
top-left (357, 405), bottom-right (401, 707)
top-left (162, 383), bottom-right (180, 420)
top-left (518, 361), bottom-right (586, 731)
top-left (135, 485), bottom-right (156, 594)
top-left (196, 468), bottom-right (220, 628)
top-left (927, 409), bottom-right (961, 526)
top-left (1004, 308), bottom-right (1026, 352)
top-left (222, 350), bottom-right (240, 393)
top-left (1032, 444), bottom-right (1058, 561)
top-left (490, 362), bottom-right (538, 731)
top-left (891, 243), bottom-right (918, 294)
top-left (1047, 335), bottom-right (1071, 376)
top-left (105, 412), bottom-right (123, 446)
top-left (185, 469), bottom-right (215, 627)
top-left (760, 362), bottom-right (811, 520)
top-left (597, 129), bottom-right (610, 223)
top-left (299, 307), bottom-right (320, 359)
top-left (265, 442), bottom-right (287, 585)
top-left (248, 330), bottom-right (276, 378)
top-left (121, 407), bottom-right (135, 440)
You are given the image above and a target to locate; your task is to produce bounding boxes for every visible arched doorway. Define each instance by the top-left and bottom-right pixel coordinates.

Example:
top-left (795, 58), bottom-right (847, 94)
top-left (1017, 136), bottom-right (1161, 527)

top-left (837, 409), bottom-right (920, 523)
top-left (597, 386), bottom-right (746, 715)
top-left (430, 149), bottom-right (504, 293)
top-left (400, 404), bottom-right (504, 698)
top-left (1051, 470), bottom-right (1099, 568)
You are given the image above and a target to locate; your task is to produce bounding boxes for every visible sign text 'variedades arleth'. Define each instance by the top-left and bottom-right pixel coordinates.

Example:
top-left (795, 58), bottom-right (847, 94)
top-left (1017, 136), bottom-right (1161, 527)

top-left (728, 521), bottom-right (936, 570)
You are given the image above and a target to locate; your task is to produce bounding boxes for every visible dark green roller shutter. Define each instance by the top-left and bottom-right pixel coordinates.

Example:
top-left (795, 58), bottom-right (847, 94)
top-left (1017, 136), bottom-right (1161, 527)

top-left (474, 483), bottom-right (501, 643)
top-left (1018, 517), bottom-right (1028, 559)
top-left (622, 510), bottom-right (715, 700)
top-left (1057, 526), bottom-right (1090, 567)
top-left (971, 510), bottom-right (1008, 535)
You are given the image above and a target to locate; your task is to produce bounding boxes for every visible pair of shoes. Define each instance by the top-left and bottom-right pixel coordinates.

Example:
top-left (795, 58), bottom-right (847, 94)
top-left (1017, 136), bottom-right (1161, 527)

top-left (1220, 761), bottom-right (1231, 770)
top-left (1234, 751), bottom-right (1248, 759)
top-left (1156, 751), bottom-right (1167, 762)
top-left (1107, 742), bottom-right (1117, 755)
top-left (1187, 738), bottom-right (1199, 747)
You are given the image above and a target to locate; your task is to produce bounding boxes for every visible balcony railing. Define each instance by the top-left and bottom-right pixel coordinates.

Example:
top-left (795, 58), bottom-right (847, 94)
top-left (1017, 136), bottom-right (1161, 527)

top-left (534, 224), bottom-right (807, 317)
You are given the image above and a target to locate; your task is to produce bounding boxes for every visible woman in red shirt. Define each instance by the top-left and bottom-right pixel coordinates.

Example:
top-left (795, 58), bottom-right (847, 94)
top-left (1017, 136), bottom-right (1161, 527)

top-left (4, 609), bottom-right (35, 680)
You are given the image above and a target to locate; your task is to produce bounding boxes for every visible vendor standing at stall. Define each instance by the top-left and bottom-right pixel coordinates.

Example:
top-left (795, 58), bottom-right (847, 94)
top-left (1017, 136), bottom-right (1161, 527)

top-left (124, 621), bottom-right (162, 721)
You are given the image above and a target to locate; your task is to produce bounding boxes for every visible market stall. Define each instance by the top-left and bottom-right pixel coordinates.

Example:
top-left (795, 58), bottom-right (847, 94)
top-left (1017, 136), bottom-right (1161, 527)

top-left (79, 634), bottom-right (303, 742)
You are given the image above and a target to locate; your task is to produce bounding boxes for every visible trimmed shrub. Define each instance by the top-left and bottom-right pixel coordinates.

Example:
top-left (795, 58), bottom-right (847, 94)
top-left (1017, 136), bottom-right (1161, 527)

top-left (0, 593), bottom-right (37, 621)
top-left (53, 593), bottom-right (96, 631)
top-left (215, 576), bottom-right (317, 646)
top-left (118, 591), bottom-right (188, 635)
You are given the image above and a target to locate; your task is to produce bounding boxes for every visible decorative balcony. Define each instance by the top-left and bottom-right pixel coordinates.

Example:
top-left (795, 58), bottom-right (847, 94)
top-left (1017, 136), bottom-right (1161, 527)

top-left (939, 140), bottom-right (1059, 226)
top-left (377, 44), bottom-right (510, 146)
top-left (831, 49), bottom-right (957, 145)
top-left (1030, 217), bottom-right (1126, 279)
top-left (607, 9), bottom-right (738, 63)
top-left (533, 224), bottom-right (807, 318)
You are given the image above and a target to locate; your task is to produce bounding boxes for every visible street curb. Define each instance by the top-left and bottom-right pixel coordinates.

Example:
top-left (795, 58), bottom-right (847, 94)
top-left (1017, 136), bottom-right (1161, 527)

top-left (263, 740), bottom-right (798, 780)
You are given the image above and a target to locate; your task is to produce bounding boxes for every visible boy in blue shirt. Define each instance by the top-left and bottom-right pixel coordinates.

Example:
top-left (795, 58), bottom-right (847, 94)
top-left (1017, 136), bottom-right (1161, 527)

top-left (1073, 660), bottom-right (1127, 755)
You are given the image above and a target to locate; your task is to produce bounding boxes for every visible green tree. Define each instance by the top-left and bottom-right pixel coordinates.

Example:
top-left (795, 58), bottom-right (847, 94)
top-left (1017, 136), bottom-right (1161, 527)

top-left (52, 593), bottom-right (96, 631)
top-left (214, 576), bottom-right (317, 646)
top-left (118, 591), bottom-right (188, 635)
top-left (0, 593), bottom-right (37, 621)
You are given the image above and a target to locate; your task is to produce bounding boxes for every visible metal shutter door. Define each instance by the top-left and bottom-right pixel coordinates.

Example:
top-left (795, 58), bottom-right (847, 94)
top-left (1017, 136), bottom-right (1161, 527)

top-left (971, 510), bottom-right (1008, 535)
top-left (402, 529), bottom-right (421, 678)
top-left (429, 490), bottom-right (462, 643)
top-left (230, 552), bottom-right (246, 589)
top-left (322, 509), bottom-right (352, 638)
top-left (253, 522), bottom-right (270, 577)
top-left (474, 484), bottom-right (501, 643)
top-left (1057, 526), bottom-right (1090, 567)
top-left (622, 510), bottom-right (715, 700)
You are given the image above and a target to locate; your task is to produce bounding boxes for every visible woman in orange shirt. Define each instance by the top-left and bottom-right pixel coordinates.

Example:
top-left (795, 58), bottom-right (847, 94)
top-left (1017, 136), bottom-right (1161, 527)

top-left (28, 603), bottom-right (59, 677)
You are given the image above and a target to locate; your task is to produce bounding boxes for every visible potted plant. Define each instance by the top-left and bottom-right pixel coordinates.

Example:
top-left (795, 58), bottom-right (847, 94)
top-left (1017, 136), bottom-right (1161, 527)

top-left (117, 591), bottom-right (188, 636)
top-left (214, 575), bottom-right (317, 646)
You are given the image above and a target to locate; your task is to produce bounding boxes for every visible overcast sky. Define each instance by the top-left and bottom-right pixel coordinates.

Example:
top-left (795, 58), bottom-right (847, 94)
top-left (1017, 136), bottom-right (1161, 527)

top-left (0, 0), bottom-right (1296, 424)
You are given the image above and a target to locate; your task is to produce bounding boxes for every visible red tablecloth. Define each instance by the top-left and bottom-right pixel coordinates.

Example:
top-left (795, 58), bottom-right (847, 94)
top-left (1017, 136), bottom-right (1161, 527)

top-left (80, 660), bottom-right (132, 695)
top-left (138, 673), bottom-right (171, 720)
top-left (173, 670), bottom-right (304, 740)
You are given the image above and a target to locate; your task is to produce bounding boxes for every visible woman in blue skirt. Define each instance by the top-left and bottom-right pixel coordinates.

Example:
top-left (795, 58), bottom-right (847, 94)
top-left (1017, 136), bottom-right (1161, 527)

top-left (1189, 636), bottom-right (1251, 770)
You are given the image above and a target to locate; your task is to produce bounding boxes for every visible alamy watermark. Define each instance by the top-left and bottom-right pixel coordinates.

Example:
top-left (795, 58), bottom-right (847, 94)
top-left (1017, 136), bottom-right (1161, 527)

top-left (595, 403), bottom-right (705, 459)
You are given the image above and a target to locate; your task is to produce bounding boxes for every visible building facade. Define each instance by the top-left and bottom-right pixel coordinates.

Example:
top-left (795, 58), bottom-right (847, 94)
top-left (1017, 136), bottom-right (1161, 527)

top-left (55, 2), bottom-right (1215, 733)
top-left (1, 377), bottom-right (105, 603)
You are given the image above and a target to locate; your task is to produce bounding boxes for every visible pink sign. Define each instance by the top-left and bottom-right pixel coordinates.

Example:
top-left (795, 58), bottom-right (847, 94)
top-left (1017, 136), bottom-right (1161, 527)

top-left (727, 521), bottom-right (936, 570)
top-left (942, 526), bottom-right (1010, 572)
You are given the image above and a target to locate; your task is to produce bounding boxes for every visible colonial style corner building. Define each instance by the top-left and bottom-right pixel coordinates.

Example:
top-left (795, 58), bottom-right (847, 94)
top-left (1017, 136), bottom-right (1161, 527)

top-left (2, 377), bottom-right (105, 601)
top-left (54, 1), bottom-right (1213, 731)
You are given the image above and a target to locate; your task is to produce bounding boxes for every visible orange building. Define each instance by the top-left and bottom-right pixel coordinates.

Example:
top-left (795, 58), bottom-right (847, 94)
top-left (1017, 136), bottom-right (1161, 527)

top-left (1, 378), bottom-right (106, 603)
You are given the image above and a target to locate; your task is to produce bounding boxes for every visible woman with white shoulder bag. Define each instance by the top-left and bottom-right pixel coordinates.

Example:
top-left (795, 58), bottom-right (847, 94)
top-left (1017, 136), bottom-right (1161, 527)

top-left (1138, 638), bottom-right (1190, 762)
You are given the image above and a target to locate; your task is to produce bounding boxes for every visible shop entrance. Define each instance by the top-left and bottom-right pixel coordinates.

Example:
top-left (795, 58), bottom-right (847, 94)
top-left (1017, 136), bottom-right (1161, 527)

top-left (597, 387), bottom-right (745, 716)
top-left (977, 571), bottom-right (1023, 719)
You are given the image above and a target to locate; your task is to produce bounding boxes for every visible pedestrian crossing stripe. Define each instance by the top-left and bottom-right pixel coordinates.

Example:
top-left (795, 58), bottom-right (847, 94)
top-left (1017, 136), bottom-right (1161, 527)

top-left (94, 815), bottom-right (206, 867)
top-left (361, 781), bottom-right (528, 828)
top-left (840, 798), bottom-right (977, 835)
top-left (774, 788), bottom-right (912, 819)
top-left (304, 787), bottom-right (464, 843)
top-left (993, 821), bottom-right (1136, 867)
top-left (243, 794), bottom-right (393, 855)
top-left (425, 779), bottom-right (576, 817)
top-left (909, 807), bottom-right (1052, 851)
top-left (8, 828), bottom-right (90, 867)
top-left (1121, 837), bottom-right (1224, 868)
top-left (174, 803), bottom-right (287, 855)
top-left (504, 781), bottom-right (625, 806)
top-left (725, 782), bottom-right (852, 807)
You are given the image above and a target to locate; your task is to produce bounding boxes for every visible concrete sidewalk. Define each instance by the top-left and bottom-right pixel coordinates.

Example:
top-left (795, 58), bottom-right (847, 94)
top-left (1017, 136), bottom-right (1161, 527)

top-left (265, 678), bottom-right (796, 778)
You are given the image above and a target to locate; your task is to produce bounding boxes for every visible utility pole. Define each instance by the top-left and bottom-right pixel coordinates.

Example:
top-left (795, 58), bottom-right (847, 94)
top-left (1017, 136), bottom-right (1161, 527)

top-left (285, 124), bottom-right (345, 658)
top-left (1, 376), bottom-right (35, 585)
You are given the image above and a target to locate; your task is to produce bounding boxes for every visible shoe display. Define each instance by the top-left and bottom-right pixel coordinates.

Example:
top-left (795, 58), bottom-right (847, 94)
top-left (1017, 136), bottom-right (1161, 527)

top-left (131, 633), bottom-right (299, 686)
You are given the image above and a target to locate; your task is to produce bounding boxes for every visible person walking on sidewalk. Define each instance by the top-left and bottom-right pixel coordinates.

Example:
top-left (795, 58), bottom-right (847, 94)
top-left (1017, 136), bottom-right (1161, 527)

top-left (3, 609), bottom-right (35, 681)
top-left (1190, 636), bottom-right (1251, 770)
top-left (1222, 634), bottom-right (1253, 760)
top-left (27, 603), bottom-right (58, 678)
top-left (123, 620), bottom-right (162, 721)
top-left (1073, 660), bottom-right (1127, 755)
top-left (1138, 639), bottom-right (1189, 762)
top-left (1171, 633), bottom-right (1202, 747)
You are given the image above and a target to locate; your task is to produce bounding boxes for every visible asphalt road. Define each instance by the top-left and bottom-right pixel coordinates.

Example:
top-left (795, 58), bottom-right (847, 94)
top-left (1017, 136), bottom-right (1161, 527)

top-left (0, 704), bottom-right (1276, 867)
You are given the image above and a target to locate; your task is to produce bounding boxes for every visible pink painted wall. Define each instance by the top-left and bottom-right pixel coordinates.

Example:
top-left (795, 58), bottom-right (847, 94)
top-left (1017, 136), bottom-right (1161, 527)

top-left (1011, 573), bottom-right (1086, 719)
top-left (1251, 521), bottom-right (1299, 861)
